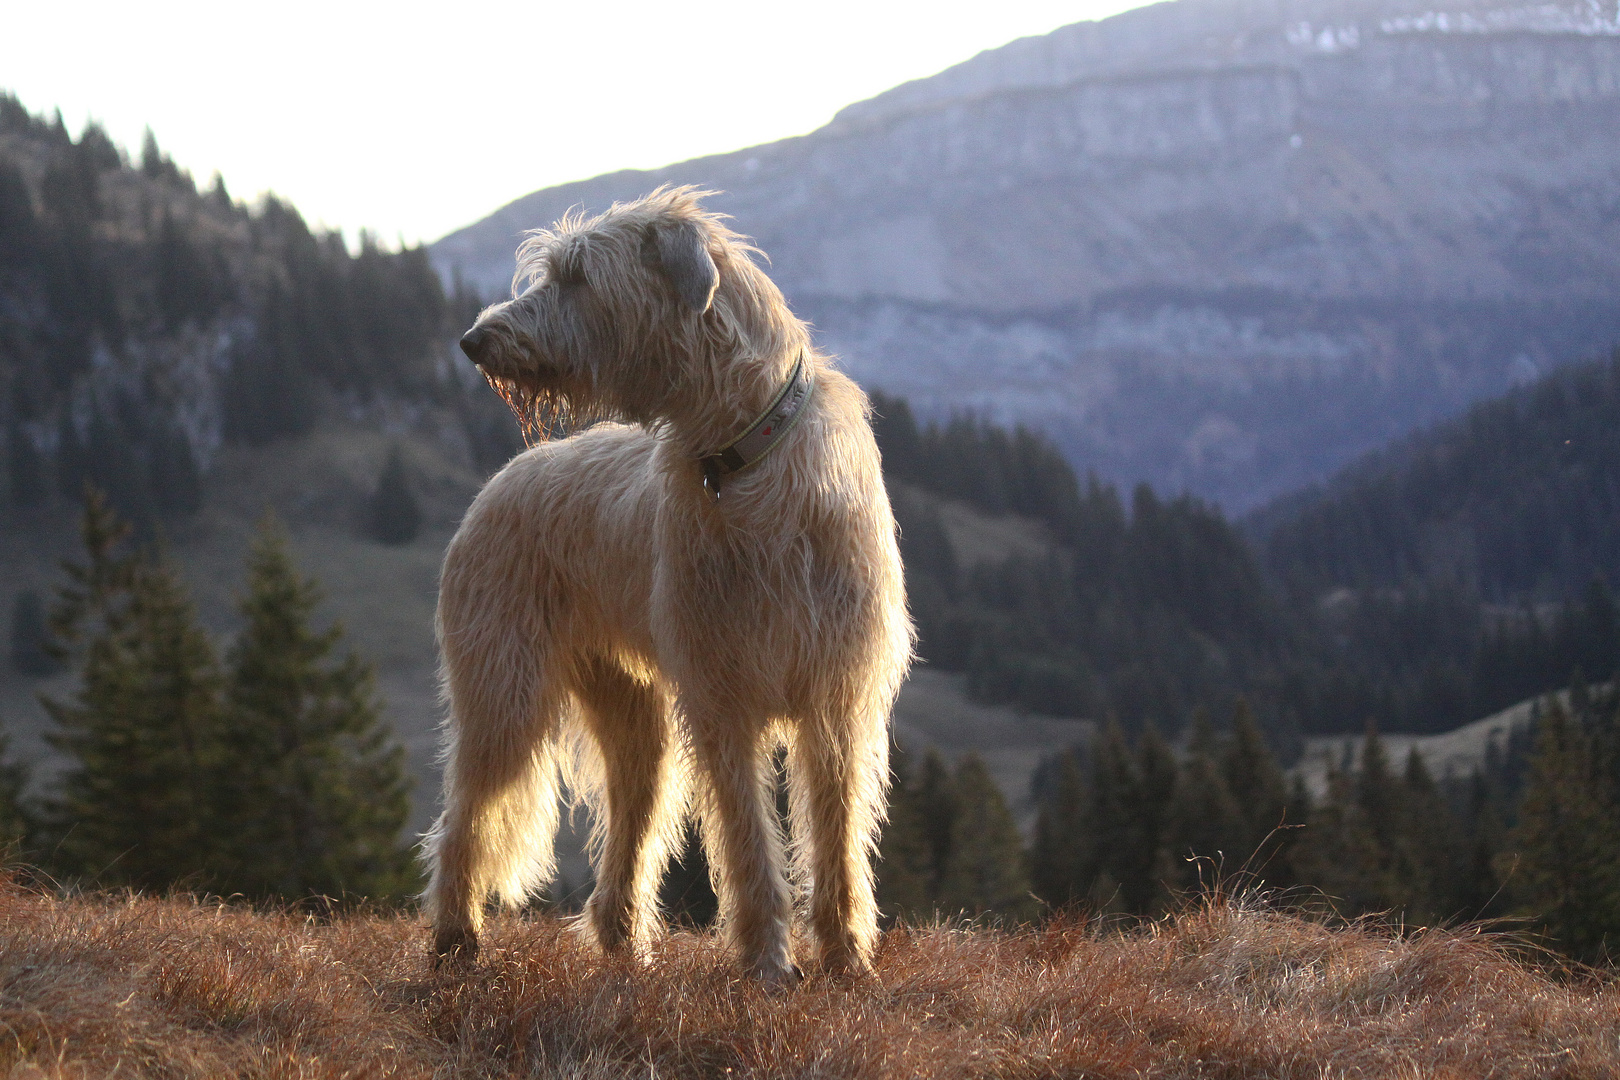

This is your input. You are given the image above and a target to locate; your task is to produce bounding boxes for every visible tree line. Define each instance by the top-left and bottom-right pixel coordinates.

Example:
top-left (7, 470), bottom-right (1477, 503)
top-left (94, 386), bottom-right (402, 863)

top-left (0, 491), bottom-right (416, 902)
top-left (871, 682), bottom-right (1620, 964)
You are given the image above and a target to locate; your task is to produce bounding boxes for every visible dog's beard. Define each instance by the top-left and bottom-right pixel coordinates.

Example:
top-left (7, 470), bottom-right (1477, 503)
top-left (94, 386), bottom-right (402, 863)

top-left (482, 369), bottom-right (601, 445)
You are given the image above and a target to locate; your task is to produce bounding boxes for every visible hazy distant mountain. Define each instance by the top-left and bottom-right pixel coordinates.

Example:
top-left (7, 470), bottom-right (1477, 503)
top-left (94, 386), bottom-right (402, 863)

top-left (431, 0), bottom-right (1620, 510)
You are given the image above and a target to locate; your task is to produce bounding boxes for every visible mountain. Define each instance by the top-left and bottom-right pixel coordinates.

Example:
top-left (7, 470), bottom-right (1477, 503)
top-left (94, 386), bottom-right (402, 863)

top-left (1254, 348), bottom-right (1620, 600)
top-left (431, 0), bottom-right (1620, 511)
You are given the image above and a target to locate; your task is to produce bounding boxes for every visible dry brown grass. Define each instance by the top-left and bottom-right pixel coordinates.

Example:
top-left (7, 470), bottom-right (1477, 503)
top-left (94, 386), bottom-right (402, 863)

top-left (1, 876), bottom-right (1614, 1079)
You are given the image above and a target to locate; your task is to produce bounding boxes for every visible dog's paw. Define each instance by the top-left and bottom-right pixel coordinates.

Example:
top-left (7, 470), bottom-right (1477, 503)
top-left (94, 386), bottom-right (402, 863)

top-left (750, 958), bottom-right (804, 990)
top-left (432, 925), bottom-right (480, 970)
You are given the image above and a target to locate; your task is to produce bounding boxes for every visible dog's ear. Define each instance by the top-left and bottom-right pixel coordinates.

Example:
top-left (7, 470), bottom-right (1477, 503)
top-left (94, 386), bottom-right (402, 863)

top-left (654, 220), bottom-right (719, 314)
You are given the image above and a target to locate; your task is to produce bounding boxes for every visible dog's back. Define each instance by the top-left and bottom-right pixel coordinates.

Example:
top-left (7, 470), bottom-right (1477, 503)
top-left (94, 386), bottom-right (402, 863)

top-left (443, 424), bottom-right (666, 663)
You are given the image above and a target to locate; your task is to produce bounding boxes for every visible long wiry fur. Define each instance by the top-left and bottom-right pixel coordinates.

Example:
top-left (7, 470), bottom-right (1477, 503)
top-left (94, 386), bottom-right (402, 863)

top-left (422, 187), bottom-right (914, 982)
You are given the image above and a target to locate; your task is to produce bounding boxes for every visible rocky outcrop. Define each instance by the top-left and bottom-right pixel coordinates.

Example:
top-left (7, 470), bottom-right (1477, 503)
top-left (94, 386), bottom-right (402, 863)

top-left (431, 0), bottom-right (1620, 509)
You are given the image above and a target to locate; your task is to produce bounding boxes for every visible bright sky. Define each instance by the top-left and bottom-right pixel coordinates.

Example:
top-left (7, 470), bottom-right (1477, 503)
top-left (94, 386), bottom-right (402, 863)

top-left (2, 0), bottom-right (1151, 247)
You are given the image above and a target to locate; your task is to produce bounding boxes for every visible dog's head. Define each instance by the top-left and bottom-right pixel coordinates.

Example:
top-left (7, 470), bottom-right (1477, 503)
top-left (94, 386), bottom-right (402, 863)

top-left (460, 186), bottom-right (752, 440)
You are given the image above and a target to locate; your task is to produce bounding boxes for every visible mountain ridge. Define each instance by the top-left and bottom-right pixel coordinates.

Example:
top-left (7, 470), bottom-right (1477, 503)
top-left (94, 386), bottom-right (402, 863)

top-left (432, 0), bottom-right (1620, 510)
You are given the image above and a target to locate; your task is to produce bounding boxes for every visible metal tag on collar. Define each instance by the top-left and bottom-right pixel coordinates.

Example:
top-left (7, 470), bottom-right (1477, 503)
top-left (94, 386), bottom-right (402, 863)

top-left (701, 458), bottom-right (723, 502)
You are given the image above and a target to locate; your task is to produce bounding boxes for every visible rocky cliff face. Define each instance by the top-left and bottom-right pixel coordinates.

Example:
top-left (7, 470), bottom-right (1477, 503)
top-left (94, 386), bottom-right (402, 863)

top-left (431, 0), bottom-right (1620, 510)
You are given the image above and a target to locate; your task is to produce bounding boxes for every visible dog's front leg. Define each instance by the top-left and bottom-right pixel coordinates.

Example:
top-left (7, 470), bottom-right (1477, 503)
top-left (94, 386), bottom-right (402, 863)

top-left (689, 709), bottom-right (799, 985)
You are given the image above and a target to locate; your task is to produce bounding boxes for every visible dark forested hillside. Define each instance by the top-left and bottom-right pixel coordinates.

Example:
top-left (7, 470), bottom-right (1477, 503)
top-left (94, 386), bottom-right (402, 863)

top-left (0, 94), bottom-right (519, 531)
top-left (1258, 350), bottom-right (1620, 602)
top-left (875, 364), bottom-right (1620, 739)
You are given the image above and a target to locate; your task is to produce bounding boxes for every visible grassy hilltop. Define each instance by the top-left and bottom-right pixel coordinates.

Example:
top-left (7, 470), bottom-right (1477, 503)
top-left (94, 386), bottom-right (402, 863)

top-left (2, 878), bottom-right (1615, 1079)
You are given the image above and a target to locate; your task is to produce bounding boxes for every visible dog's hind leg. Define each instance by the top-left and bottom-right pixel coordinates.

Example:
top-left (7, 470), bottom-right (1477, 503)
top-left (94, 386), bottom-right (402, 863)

top-left (789, 709), bottom-right (890, 975)
top-left (574, 656), bottom-right (683, 954)
top-left (424, 611), bottom-right (564, 964)
top-left (688, 706), bottom-right (797, 984)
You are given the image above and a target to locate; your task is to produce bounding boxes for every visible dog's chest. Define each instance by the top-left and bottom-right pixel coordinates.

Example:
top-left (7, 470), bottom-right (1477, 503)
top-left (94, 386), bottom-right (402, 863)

top-left (656, 501), bottom-right (871, 639)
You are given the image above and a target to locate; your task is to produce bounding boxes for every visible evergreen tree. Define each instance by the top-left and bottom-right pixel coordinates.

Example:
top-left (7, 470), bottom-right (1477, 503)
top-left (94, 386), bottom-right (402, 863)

top-left (1505, 698), bottom-right (1620, 961)
top-left (1297, 724), bottom-right (1399, 917)
top-left (1453, 767), bottom-right (1506, 920)
top-left (914, 747), bottom-right (959, 905)
top-left (1353, 721), bottom-right (1399, 861)
top-left (1298, 762), bottom-right (1374, 914)
top-left (42, 497), bottom-right (225, 889)
top-left (1088, 718), bottom-right (1138, 913)
top-left (84, 403), bottom-right (150, 527)
top-left (1120, 722), bottom-right (1177, 914)
top-left (938, 753), bottom-right (1030, 917)
top-left (1168, 710), bottom-right (1243, 891)
top-left (215, 515), bottom-right (415, 901)
top-left (207, 172), bottom-right (232, 212)
top-left (1222, 699), bottom-right (1296, 882)
top-left (867, 391), bottom-right (921, 483)
top-left (1030, 748), bottom-right (1088, 907)
top-left (875, 741), bottom-right (934, 921)
top-left (1394, 747), bottom-right (1450, 921)
top-left (10, 590), bottom-right (60, 678)
top-left (367, 443), bottom-right (420, 546)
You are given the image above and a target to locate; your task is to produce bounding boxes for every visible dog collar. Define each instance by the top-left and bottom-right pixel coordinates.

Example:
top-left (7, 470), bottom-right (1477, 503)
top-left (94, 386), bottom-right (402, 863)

top-left (699, 353), bottom-right (813, 500)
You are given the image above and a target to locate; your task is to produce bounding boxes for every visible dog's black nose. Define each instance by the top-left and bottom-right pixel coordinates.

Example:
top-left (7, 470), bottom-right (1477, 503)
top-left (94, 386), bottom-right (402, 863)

top-left (459, 327), bottom-right (488, 364)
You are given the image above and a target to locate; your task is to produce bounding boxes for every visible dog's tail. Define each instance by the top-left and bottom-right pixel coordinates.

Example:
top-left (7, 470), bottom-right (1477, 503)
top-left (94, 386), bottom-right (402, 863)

top-left (421, 722), bottom-right (564, 923)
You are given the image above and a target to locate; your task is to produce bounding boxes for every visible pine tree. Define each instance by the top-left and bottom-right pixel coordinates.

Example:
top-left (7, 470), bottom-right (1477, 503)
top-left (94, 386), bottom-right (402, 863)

top-left (1298, 761), bottom-right (1375, 914)
top-left (1120, 722), bottom-right (1177, 914)
top-left (367, 443), bottom-right (420, 546)
top-left (1295, 724), bottom-right (1402, 917)
top-left (1030, 748), bottom-right (1088, 906)
top-left (1088, 718), bottom-right (1138, 913)
top-left (215, 515), bottom-right (415, 901)
top-left (875, 741), bottom-right (934, 921)
top-left (1168, 710), bottom-right (1242, 891)
top-left (938, 753), bottom-right (1030, 917)
top-left (1354, 721), bottom-right (1399, 858)
top-left (1394, 747), bottom-right (1450, 922)
top-left (914, 747), bottom-right (958, 904)
top-left (1454, 768), bottom-right (1506, 920)
top-left (1506, 698), bottom-right (1620, 961)
top-left (1222, 700), bottom-right (1296, 882)
top-left (84, 404), bottom-right (150, 527)
top-left (154, 212), bottom-right (223, 329)
top-left (42, 496), bottom-right (226, 889)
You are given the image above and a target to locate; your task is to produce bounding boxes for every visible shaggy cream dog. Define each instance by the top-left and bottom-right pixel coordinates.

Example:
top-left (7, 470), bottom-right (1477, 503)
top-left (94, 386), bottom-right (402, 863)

top-left (423, 187), bottom-right (912, 983)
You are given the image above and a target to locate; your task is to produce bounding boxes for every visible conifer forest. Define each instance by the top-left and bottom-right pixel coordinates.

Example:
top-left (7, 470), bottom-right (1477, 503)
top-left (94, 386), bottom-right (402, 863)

top-left (3, 96), bottom-right (1620, 965)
